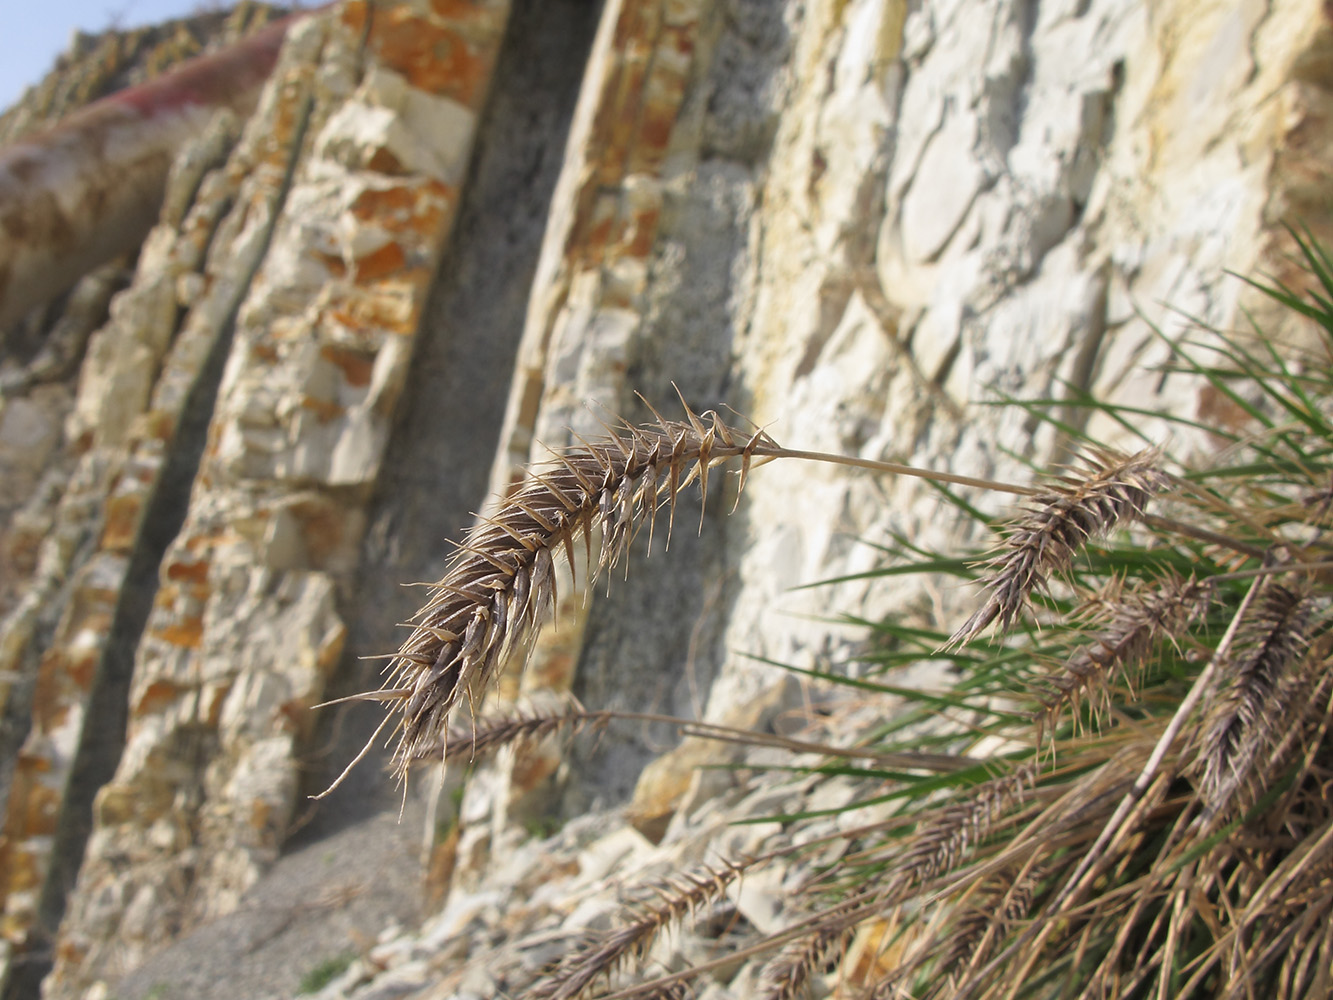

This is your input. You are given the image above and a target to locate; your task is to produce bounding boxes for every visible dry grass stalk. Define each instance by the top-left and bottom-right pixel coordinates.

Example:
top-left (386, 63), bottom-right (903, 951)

top-left (930, 863), bottom-right (1043, 994)
top-left (379, 407), bottom-right (778, 779)
top-left (527, 861), bottom-right (749, 1000)
top-left (1200, 580), bottom-right (1315, 809)
top-left (950, 448), bottom-right (1169, 646)
top-left (1301, 474), bottom-right (1333, 522)
top-left (413, 702), bottom-right (976, 773)
top-left (1039, 575), bottom-right (1210, 730)
top-left (630, 983), bottom-right (695, 1000)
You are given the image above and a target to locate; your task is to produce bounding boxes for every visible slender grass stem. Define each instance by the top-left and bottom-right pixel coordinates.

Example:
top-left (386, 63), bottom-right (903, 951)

top-left (760, 447), bottom-right (1039, 496)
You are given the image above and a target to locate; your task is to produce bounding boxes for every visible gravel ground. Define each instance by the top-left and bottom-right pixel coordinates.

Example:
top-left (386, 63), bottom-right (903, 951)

top-left (110, 802), bottom-right (427, 1000)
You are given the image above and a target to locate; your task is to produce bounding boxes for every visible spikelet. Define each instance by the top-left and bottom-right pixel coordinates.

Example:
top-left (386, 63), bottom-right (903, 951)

top-left (882, 763), bottom-right (1036, 897)
top-left (527, 861), bottom-right (749, 1000)
top-left (1038, 575), bottom-right (1210, 730)
top-left (417, 703), bottom-right (612, 765)
top-left (950, 448), bottom-right (1169, 646)
top-left (1200, 581), bottom-right (1315, 810)
top-left (381, 406), bottom-right (777, 778)
top-left (759, 923), bottom-right (851, 1000)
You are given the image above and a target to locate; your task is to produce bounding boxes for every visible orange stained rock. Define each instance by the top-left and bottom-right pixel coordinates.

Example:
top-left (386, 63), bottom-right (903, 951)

top-left (340, 0), bottom-right (370, 36)
top-left (62, 638), bottom-right (103, 693)
top-left (319, 343), bottom-right (376, 386)
top-left (596, 50), bottom-right (649, 186)
top-left (134, 408), bottom-right (176, 444)
top-left (10, 766), bottom-right (61, 840)
top-left (152, 615), bottom-right (205, 649)
top-left (624, 203), bottom-right (661, 258)
top-left (31, 653), bottom-right (88, 727)
top-left (315, 251), bottom-right (348, 278)
top-left (202, 682), bottom-right (231, 726)
top-left (582, 193), bottom-right (618, 263)
top-left (283, 494), bottom-right (350, 566)
top-left (429, 0), bottom-right (501, 23)
top-left (349, 240), bottom-right (409, 283)
top-left (183, 528), bottom-right (227, 553)
top-left (349, 179), bottom-right (454, 234)
top-left (278, 697), bottom-right (312, 735)
top-left (594, 2), bottom-right (697, 182)
top-left (300, 394), bottom-right (347, 422)
top-left (164, 554), bottom-right (211, 584)
top-left (325, 281), bottom-right (424, 338)
top-left (0, 846), bottom-right (42, 900)
top-left (133, 679), bottom-right (184, 717)
top-left (53, 936), bottom-right (88, 969)
top-left (250, 796), bottom-right (273, 834)
top-left (364, 146), bottom-right (409, 175)
top-left (366, 5), bottom-right (500, 105)
top-left (562, 5), bottom-right (700, 277)
top-left (630, 83), bottom-right (687, 174)
top-left (315, 241), bottom-right (417, 287)
top-left (260, 71), bottom-right (313, 168)
top-left (102, 493), bottom-right (145, 552)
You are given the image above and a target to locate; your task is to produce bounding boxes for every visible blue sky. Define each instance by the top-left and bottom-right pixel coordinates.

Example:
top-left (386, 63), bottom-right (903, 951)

top-left (1, 1), bottom-right (237, 112)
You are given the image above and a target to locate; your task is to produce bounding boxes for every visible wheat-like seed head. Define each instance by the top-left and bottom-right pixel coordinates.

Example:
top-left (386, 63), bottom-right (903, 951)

top-left (1038, 575), bottom-right (1211, 730)
top-left (379, 407), bottom-right (777, 779)
top-left (950, 448), bottom-right (1169, 647)
top-left (413, 704), bottom-right (612, 764)
top-left (527, 861), bottom-right (749, 1000)
top-left (758, 923), bottom-right (852, 1000)
top-left (885, 763), bottom-right (1036, 896)
top-left (1200, 581), bottom-right (1315, 809)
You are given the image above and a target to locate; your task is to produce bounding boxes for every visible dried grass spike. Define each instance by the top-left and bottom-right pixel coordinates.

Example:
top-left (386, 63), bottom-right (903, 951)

top-left (1200, 581), bottom-right (1315, 809)
top-left (885, 762), bottom-right (1036, 897)
top-left (1039, 575), bottom-right (1210, 730)
top-left (950, 448), bottom-right (1169, 646)
top-left (759, 923), bottom-right (852, 1000)
top-left (526, 860), bottom-right (751, 1000)
top-left (377, 409), bottom-right (779, 780)
top-left (409, 701), bottom-right (612, 765)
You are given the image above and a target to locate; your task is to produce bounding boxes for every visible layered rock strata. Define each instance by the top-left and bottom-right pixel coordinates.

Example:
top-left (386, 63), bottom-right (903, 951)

top-left (0, 0), bottom-right (1330, 997)
top-left (1, 0), bottom-right (510, 994)
top-left (352, 0), bottom-right (1333, 995)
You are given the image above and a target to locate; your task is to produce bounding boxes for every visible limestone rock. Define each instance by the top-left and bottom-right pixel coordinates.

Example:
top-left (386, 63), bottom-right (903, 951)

top-left (0, 0), bottom-right (1330, 997)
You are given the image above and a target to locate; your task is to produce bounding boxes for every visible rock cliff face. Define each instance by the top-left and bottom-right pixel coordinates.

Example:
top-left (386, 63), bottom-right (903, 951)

top-left (0, 0), bottom-right (1330, 997)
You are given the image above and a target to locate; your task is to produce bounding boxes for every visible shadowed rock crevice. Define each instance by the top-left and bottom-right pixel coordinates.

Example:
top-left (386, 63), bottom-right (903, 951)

top-left (295, 0), bottom-right (605, 838)
top-left (556, 0), bottom-right (792, 815)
